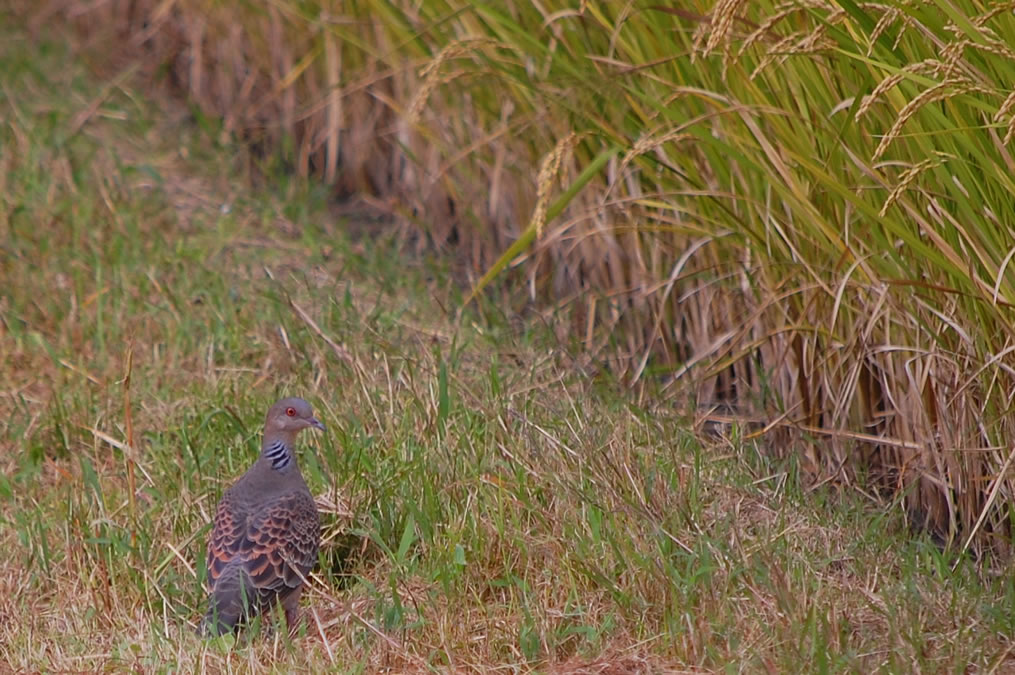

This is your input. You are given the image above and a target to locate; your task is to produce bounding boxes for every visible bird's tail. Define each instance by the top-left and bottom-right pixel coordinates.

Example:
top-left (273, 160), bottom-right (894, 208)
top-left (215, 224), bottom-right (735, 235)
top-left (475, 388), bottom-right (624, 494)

top-left (199, 569), bottom-right (256, 637)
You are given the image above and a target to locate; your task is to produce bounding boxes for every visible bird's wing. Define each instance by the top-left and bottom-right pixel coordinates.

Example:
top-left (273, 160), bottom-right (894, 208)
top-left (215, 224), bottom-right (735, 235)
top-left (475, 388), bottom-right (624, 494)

top-left (238, 490), bottom-right (321, 592)
top-left (206, 489), bottom-right (247, 585)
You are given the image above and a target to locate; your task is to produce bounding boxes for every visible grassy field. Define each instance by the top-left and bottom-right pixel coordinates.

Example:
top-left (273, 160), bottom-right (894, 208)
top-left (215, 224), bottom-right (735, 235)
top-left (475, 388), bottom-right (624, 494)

top-left (47, 0), bottom-right (1015, 550)
top-left (5, 18), bottom-right (1015, 674)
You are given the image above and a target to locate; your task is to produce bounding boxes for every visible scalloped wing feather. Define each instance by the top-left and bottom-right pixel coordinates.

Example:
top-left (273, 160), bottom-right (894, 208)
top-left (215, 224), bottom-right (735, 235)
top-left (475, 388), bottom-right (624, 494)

top-left (203, 489), bottom-right (320, 633)
top-left (207, 490), bottom-right (319, 594)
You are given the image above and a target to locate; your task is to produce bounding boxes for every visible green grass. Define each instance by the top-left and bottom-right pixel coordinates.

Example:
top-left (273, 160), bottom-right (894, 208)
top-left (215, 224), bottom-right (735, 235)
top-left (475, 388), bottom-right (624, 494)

top-left (33, 0), bottom-right (1015, 549)
top-left (3, 17), bottom-right (1015, 672)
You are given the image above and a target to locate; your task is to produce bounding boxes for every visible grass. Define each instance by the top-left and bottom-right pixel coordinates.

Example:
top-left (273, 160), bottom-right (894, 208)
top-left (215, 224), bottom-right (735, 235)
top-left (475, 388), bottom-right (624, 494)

top-left (64, 0), bottom-right (1015, 550)
top-left (3, 16), bottom-right (1015, 673)
top-left (30, 0), bottom-right (1015, 554)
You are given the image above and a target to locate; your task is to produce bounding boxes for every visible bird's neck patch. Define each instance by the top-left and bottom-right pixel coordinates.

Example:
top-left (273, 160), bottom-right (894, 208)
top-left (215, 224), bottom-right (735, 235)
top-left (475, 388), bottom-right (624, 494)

top-left (262, 439), bottom-right (292, 470)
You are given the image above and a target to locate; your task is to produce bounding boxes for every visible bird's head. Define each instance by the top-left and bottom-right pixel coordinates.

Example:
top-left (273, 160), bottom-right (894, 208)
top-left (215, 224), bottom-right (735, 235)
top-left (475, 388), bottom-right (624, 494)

top-left (264, 397), bottom-right (326, 436)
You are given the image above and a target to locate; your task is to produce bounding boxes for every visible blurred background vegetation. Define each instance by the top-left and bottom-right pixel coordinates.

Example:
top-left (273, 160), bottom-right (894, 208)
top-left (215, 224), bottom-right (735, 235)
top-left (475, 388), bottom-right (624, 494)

top-left (20, 0), bottom-right (1015, 561)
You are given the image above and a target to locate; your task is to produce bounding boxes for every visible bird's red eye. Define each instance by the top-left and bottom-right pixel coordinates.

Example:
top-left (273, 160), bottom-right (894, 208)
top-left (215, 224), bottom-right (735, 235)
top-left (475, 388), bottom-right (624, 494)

top-left (286, 407), bottom-right (296, 417)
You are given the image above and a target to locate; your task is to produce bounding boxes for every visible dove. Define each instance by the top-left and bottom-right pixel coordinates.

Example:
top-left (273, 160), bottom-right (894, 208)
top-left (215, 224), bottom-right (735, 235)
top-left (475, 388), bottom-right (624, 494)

top-left (200, 397), bottom-right (323, 636)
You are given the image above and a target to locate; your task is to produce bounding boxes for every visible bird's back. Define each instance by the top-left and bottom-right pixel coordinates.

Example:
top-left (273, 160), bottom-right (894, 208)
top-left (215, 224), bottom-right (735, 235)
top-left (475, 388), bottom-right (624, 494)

top-left (202, 463), bottom-right (320, 635)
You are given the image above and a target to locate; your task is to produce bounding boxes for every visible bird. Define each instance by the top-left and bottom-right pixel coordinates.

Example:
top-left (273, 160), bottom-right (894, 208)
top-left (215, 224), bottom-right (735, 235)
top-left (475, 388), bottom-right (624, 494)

top-left (200, 397), bottom-right (325, 637)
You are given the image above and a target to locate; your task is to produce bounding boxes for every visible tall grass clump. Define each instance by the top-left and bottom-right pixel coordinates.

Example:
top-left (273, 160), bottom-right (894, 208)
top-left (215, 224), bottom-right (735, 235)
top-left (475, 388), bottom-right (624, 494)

top-left (34, 0), bottom-right (1015, 552)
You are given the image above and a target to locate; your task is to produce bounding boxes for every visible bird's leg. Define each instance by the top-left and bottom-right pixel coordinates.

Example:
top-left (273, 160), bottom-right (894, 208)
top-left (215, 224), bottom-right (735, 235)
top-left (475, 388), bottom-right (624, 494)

top-left (282, 587), bottom-right (303, 637)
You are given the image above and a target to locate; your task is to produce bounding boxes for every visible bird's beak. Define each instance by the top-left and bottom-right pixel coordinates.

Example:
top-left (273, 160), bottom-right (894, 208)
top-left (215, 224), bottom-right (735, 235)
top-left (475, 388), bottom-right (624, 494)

top-left (308, 417), bottom-right (326, 431)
